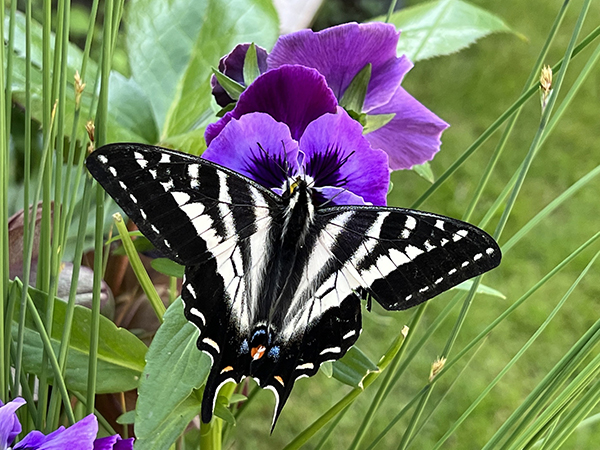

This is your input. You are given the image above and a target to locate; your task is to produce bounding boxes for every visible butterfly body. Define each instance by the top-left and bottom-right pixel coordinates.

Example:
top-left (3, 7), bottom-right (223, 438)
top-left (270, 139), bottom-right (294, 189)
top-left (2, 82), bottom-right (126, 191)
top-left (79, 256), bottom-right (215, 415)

top-left (86, 143), bottom-right (501, 427)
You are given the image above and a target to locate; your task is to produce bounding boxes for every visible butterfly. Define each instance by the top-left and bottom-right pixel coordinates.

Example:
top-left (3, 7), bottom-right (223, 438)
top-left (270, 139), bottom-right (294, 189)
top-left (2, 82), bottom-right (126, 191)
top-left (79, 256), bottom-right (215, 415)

top-left (86, 143), bottom-right (501, 428)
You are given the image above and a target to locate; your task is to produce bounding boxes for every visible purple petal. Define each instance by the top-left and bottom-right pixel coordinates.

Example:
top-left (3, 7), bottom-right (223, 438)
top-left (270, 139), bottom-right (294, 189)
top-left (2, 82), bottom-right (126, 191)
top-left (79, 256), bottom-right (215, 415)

top-left (268, 22), bottom-right (411, 111)
top-left (15, 430), bottom-right (47, 449)
top-left (211, 43), bottom-right (269, 107)
top-left (0, 398), bottom-right (25, 448)
top-left (93, 435), bottom-right (133, 450)
top-left (313, 186), bottom-right (369, 206)
top-left (300, 108), bottom-right (389, 206)
top-left (202, 112), bottom-right (300, 190)
top-left (205, 65), bottom-right (337, 145)
top-left (93, 436), bottom-right (118, 450)
top-left (15, 415), bottom-right (97, 450)
top-left (365, 87), bottom-right (449, 170)
top-left (113, 438), bottom-right (134, 450)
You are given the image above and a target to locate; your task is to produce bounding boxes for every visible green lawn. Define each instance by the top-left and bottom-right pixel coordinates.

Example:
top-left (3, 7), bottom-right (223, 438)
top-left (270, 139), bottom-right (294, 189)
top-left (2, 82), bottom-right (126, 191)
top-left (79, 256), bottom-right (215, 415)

top-left (233, 1), bottom-right (600, 448)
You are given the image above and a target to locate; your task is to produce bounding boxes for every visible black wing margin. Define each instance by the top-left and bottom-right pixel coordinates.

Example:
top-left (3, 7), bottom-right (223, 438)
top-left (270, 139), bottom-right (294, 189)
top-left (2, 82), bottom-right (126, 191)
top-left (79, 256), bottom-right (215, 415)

top-left (317, 206), bottom-right (502, 310)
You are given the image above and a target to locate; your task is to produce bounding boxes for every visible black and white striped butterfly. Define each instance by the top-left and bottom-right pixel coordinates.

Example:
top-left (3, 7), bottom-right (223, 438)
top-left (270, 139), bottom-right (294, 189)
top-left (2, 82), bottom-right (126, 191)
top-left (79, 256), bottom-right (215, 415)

top-left (86, 143), bottom-right (501, 427)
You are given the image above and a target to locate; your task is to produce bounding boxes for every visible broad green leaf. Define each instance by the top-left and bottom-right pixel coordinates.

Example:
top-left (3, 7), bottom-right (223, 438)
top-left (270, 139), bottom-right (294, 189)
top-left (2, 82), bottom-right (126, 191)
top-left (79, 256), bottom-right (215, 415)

top-left (379, 0), bottom-right (518, 61)
top-left (163, 0), bottom-right (279, 138)
top-left (332, 346), bottom-right (379, 388)
top-left (5, 10), bottom-right (96, 137)
top-left (453, 279), bottom-right (506, 299)
top-left (107, 72), bottom-right (159, 144)
top-left (125, 0), bottom-right (279, 141)
top-left (125, 0), bottom-right (210, 131)
top-left (5, 10), bottom-right (149, 144)
top-left (150, 258), bottom-right (185, 278)
top-left (134, 391), bottom-right (203, 450)
top-left (160, 129), bottom-right (207, 156)
top-left (135, 299), bottom-right (211, 449)
top-left (412, 161), bottom-right (435, 183)
top-left (11, 282), bottom-right (147, 393)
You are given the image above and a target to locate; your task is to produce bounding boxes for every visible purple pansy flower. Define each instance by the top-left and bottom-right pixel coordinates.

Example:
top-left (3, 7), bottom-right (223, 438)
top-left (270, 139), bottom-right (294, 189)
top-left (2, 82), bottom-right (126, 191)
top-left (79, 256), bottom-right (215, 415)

top-left (0, 398), bottom-right (133, 450)
top-left (203, 108), bottom-right (390, 206)
top-left (205, 65), bottom-right (338, 146)
top-left (267, 22), bottom-right (449, 170)
top-left (210, 43), bottom-right (268, 107)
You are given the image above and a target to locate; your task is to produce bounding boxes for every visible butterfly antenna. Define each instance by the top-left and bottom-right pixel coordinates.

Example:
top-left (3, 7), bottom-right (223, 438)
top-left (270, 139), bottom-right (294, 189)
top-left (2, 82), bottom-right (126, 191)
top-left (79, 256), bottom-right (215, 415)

top-left (318, 186), bottom-right (353, 208)
top-left (280, 140), bottom-right (292, 192)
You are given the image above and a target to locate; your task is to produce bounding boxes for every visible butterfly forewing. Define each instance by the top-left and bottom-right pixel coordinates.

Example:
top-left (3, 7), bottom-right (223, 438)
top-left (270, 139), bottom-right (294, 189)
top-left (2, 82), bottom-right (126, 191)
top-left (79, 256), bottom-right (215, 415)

top-left (316, 207), bottom-right (501, 310)
top-left (86, 143), bottom-right (501, 428)
top-left (85, 143), bottom-right (281, 266)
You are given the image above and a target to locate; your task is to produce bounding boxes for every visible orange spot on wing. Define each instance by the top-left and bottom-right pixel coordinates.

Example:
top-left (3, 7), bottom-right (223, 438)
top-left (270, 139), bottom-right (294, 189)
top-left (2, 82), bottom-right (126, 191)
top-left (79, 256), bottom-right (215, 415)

top-left (220, 366), bottom-right (234, 374)
top-left (251, 345), bottom-right (266, 360)
top-left (274, 376), bottom-right (284, 386)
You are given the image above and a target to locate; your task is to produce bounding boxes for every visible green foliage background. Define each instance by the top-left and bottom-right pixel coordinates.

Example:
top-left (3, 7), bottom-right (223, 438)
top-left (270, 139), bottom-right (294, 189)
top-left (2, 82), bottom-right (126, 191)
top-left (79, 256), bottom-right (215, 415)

top-left (3, 0), bottom-right (599, 448)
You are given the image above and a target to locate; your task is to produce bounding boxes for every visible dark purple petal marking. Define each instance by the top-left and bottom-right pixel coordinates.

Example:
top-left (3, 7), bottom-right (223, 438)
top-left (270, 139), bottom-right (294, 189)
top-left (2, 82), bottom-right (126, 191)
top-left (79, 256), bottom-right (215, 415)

top-left (268, 22), bottom-right (410, 111)
top-left (202, 113), bottom-right (300, 190)
top-left (211, 43), bottom-right (269, 107)
top-left (205, 65), bottom-right (338, 145)
top-left (299, 109), bottom-right (389, 206)
top-left (365, 87), bottom-right (449, 170)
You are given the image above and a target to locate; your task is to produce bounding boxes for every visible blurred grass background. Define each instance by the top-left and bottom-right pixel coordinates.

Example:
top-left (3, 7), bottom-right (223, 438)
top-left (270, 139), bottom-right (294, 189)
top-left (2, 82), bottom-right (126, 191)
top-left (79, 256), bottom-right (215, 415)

top-left (8, 0), bottom-right (599, 447)
top-left (234, 1), bottom-right (600, 448)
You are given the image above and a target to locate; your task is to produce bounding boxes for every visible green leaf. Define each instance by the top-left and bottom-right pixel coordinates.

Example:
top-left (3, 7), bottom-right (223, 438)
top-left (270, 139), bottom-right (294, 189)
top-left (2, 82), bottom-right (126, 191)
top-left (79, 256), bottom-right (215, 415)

top-left (320, 361), bottom-right (333, 378)
top-left (160, 129), bottom-right (207, 156)
top-left (5, 10), bottom-right (146, 143)
top-left (363, 113), bottom-right (396, 135)
top-left (229, 393), bottom-right (248, 404)
top-left (215, 397), bottom-right (237, 425)
top-left (125, 0), bottom-right (279, 141)
top-left (5, 10), bottom-right (97, 139)
top-left (212, 69), bottom-right (245, 101)
top-left (150, 258), bottom-right (185, 278)
top-left (162, 0), bottom-right (279, 138)
top-left (216, 102), bottom-right (236, 118)
top-left (340, 63), bottom-right (372, 112)
top-left (135, 299), bottom-right (211, 449)
top-left (11, 282), bottom-right (147, 393)
top-left (117, 410), bottom-right (136, 425)
top-left (135, 391), bottom-right (204, 450)
top-left (243, 43), bottom-right (261, 85)
top-left (380, 0), bottom-right (518, 61)
top-left (125, 0), bottom-right (210, 132)
top-left (412, 161), bottom-right (435, 183)
top-left (453, 279), bottom-right (506, 299)
top-left (332, 346), bottom-right (379, 388)
top-left (107, 72), bottom-right (159, 144)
